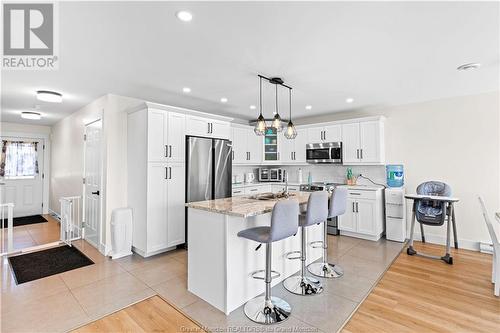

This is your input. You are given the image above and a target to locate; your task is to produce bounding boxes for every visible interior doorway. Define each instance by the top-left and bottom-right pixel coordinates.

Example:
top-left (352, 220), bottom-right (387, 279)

top-left (83, 119), bottom-right (102, 249)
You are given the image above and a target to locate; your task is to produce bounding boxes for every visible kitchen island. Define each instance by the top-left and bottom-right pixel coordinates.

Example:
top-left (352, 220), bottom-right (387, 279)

top-left (186, 192), bottom-right (323, 315)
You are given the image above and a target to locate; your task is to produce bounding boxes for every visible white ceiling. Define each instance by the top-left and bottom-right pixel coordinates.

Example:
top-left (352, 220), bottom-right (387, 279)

top-left (1, 1), bottom-right (499, 126)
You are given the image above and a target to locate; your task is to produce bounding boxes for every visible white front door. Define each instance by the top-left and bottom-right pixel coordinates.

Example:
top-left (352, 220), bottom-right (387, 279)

top-left (1, 137), bottom-right (44, 217)
top-left (84, 120), bottom-right (102, 248)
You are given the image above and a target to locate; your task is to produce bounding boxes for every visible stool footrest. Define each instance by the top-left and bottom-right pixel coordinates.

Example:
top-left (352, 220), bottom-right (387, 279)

top-left (250, 270), bottom-right (281, 280)
top-left (285, 250), bottom-right (301, 260)
top-left (310, 240), bottom-right (325, 249)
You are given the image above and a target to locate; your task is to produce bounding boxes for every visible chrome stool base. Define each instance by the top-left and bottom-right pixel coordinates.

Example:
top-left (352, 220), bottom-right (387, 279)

top-left (243, 296), bottom-right (291, 324)
top-left (283, 275), bottom-right (323, 295)
top-left (308, 262), bottom-right (344, 278)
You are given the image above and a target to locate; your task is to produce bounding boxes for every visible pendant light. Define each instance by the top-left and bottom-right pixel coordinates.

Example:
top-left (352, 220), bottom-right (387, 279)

top-left (253, 76), bottom-right (266, 136)
top-left (284, 87), bottom-right (297, 139)
top-left (271, 84), bottom-right (282, 132)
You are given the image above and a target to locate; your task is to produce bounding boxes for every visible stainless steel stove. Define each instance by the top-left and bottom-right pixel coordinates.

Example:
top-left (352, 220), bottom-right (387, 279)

top-left (300, 181), bottom-right (344, 235)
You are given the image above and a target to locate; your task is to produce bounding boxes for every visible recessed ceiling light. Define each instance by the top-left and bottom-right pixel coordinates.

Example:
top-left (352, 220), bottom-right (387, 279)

top-left (457, 63), bottom-right (481, 71)
top-left (21, 112), bottom-right (41, 120)
top-left (176, 11), bottom-right (193, 22)
top-left (305, 105), bottom-right (312, 110)
top-left (182, 87), bottom-right (191, 93)
top-left (220, 97), bottom-right (228, 103)
top-left (346, 98), bottom-right (354, 103)
top-left (249, 105), bottom-right (256, 110)
top-left (36, 90), bottom-right (62, 103)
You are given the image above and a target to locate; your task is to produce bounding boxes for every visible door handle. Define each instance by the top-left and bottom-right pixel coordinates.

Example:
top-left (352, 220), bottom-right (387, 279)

top-left (294, 152), bottom-right (296, 160)
top-left (169, 167), bottom-right (172, 179)
top-left (165, 145), bottom-right (168, 157)
top-left (232, 151), bottom-right (234, 160)
top-left (360, 149), bottom-right (363, 159)
top-left (208, 123), bottom-right (211, 134)
top-left (356, 149), bottom-right (359, 159)
top-left (356, 202), bottom-right (359, 212)
top-left (291, 152), bottom-right (293, 160)
top-left (91, 190), bottom-right (100, 195)
top-left (169, 145), bottom-right (172, 158)
top-left (352, 202), bottom-right (355, 212)
top-left (249, 152), bottom-right (251, 160)
top-left (210, 123), bottom-right (213, 134)
top-left (165, 167), bottom-right (168, 179)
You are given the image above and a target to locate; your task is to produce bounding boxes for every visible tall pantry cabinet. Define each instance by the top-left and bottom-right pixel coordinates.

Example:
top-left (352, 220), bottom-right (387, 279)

top-left (127, 105), bottom-right (186, 257)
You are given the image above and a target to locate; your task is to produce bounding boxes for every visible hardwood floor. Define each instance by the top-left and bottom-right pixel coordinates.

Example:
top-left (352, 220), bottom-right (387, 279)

top-left (342, 241), bottom-right (500, 333)
top-left (73, 296), bottom-right (205, 333)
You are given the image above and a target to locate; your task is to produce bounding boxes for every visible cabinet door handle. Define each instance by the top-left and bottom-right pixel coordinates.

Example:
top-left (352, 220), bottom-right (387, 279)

top-left (210, 123), bottom-right (213, 134)
top-left (169, 167), bottom-right (172, 179)
top-left (165, 167), bottom-right (168, 179)
top-left (232, 151), bottom-right (234, 160)
top-left (360, 149), bottom-right (363, 159)
top-left (352, 202), bottom-right (355, 212)
top-left (294, 152), bottom-right (296, 160)
top-left (208, 123), bottom-right (211, 134)
top-left (356, 202), bottom-right (359, 212)
top-left (349, 192), bottom-right (361, 195)
top-left (356, 149), bottom-right (359, 159)
top-left (165, 145), bottom-right (168, 157)
top-left (169, 145), bottom-right (172, 158)
top-left (249, 152), bottom-right (251, 160)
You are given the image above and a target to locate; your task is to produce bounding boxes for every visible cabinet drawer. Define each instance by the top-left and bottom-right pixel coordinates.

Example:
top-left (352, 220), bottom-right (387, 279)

top-left (347, 190), bottom-right (376, 200)
top-left (244, 186), bottom-right (261, 194)
top-left (386, 203), bottom-right (404, 219)
top-left (232, 189), bottom-right (244, 196)
top-left (287, 186), bottom-right (300, 192)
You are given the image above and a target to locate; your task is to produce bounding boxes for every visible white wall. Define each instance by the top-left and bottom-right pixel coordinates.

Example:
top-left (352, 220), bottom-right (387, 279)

top-left (297, 91), bottom-right (500, 249)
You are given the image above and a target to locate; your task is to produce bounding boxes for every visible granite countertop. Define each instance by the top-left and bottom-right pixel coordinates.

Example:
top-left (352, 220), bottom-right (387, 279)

top-left (186, 191), bottom-right (314, 218)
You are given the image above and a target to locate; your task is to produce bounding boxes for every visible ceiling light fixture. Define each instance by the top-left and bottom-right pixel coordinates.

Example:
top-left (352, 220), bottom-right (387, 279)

top-left (284, 86), bottom-right (297, 139)
top-left (249, 105), bottom-right (256, 110)
top-left (182, 87), bottom-right (191, 93)
top-left (21, 111), bottom-right (41, 120)
top-left (36, 90), bottom-right (62, 103)
top-left (457, 63), bottom-right (481, 71)
top-left (220, 97), bottom-right (228, 103)
top-left (253, 76), bottom-right (267, 136)
top-left (176, 11), bottom-right (193, 22)
top-left (271, 83), bottom-right (282, 132)
top-left (346, 98), bottom-right (354, 103)
top-left (305, 105), bottom-right (312, 110)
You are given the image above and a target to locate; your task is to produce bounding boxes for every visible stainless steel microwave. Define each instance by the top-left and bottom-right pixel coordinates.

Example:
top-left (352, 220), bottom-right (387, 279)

top-left (306, 142), bottom-right (343, 164)
top-left (258, 168), bottom-right (284, 182)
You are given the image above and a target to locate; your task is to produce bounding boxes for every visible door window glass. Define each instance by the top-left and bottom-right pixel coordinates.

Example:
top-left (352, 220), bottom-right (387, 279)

top-left (0, 141), bottom-right (39, 179)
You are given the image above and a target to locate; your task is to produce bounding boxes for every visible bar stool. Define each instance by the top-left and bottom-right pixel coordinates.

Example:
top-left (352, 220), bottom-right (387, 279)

top-left (308, 187), bottom-right (347, 278)
top-left (283, 191), bottom-right (328, 295)
top-left (237, 199), bottom-right (300, 324)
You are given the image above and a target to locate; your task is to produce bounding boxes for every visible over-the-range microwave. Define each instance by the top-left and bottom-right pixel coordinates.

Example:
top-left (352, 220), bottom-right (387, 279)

top-left (306, 142), bottom-right (343, 164)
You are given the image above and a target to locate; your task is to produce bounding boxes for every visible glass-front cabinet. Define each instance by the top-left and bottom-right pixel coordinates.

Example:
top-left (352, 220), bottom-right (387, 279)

top-left (263, 127), bottom-right (278, 161)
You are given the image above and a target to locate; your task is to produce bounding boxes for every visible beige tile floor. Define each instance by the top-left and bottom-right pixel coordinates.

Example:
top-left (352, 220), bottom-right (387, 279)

top-left (1, 214), bottom-right (61, 252)
top-left (1, 235), bottom-right (403, 333)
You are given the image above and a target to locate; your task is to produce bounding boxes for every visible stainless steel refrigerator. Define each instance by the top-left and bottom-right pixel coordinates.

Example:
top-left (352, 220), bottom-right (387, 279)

top-left (185, 136), bottom-right (232, 244)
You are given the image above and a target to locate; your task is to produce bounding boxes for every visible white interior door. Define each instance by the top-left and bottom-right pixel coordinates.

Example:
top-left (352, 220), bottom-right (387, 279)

top-left (84, 120), bottom-right (102, 248)
top-left (1, 137), bottom-right (44, 218)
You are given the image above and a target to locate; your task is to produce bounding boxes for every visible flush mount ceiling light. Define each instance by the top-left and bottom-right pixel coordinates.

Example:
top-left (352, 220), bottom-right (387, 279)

top-left (182, 87), bottom-right (191, 93)
top-left (220, 97), bottom-right (228, 103)
top-left (176, 11), bottom-right (193, 22)
top-left (36, 90), bottom-right (62, 103)
top-left (249, 105), bottom-right (256, 110)
top-left (346, 98), bottom-right (354, 103)
top-left (305, 105), bottom-right (312, 110)
top-left (457, 63), bottom-right (481, 71)
top-left (21, 111), bottom-right (41, 120)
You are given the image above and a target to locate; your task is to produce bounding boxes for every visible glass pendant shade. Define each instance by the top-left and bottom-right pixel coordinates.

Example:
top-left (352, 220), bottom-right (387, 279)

top-left (284, 120), bottom-right (297, 139)
top-left (254, 113), bottom-right (267, 135)
top-left (271, 113), bottom-right (282, 132)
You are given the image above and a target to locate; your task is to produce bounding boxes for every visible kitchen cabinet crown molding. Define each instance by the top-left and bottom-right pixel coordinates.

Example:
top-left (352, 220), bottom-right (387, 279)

top-left (296, 115), bottom-right (386, 129)
top-left (126, 101), bottom-right (233, 122)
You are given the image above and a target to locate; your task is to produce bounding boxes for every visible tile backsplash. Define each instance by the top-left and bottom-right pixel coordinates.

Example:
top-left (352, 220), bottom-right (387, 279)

top-left (233, 164), bottom-right (386, 186)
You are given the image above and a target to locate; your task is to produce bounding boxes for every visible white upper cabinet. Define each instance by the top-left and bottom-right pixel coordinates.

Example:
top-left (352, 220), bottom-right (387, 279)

top-left (278, 128), bottom-right (307, 164)
top-left (231, 125), bottom-right (262, 165)
top-left (186, 115), bottom-right (230, 139)
top-left (307, 124), bottom-right (342, 144)
top-left (148, 109), bottom-right (186, 163)
top-left (294, 128), bottom-right (308, 163)
top-left (342, 119), bottom-right (385, 165)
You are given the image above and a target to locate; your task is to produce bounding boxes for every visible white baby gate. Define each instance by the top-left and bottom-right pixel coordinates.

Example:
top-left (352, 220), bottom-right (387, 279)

top-left (59, 196), bottom-right (82, 246)
top-left (0, 203), bottom-right (14, 256)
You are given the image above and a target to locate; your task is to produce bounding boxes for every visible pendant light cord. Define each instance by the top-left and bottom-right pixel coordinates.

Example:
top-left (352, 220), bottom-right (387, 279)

top-left (289, 87), bottom-right (292, 120)
top-left (275, 84), bottom-right (279, 115)
top-left (259, 76), bottom-right (263, 117)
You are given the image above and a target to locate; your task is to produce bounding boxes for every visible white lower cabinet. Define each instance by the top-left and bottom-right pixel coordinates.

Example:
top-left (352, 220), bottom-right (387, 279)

top-left (338, 188), bottom-right (384, 241)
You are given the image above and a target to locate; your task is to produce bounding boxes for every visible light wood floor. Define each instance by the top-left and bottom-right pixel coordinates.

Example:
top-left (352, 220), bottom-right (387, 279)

top-left (342, 241), bottom-right (500, 333)
top-left (73, 296), bottom-right (205, 333)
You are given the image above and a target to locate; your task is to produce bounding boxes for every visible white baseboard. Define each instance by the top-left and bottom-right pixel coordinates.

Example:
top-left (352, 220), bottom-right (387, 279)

top-left (411, 232), bottom-right (480, 251)
top-left (48, 208), bottom-right (61, 221)
top-left (479, 242), bottom-right (494, 254)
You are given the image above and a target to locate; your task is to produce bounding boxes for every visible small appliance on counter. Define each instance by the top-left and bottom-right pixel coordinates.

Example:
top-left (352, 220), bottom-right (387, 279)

top-left (258, 167), bottom-right (284, 182)
top-left (386, 164), bottom-right (404, 187)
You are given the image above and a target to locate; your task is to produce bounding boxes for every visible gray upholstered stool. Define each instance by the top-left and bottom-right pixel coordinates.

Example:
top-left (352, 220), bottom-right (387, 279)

top-left (308, 187), bottom-right (347, 278)
top-left (283, 191), bottom-right (328, 295)
top-left (237, 199), bottom-right (300, 324)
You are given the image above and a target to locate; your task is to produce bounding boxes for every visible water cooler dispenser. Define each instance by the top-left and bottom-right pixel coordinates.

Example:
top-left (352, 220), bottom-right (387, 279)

top-left (385, 187), bottom-right (407, 242)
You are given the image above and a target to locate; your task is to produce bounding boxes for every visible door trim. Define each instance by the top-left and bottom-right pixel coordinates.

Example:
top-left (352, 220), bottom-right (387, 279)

top-left (0, 131), bottom-right (50, 214)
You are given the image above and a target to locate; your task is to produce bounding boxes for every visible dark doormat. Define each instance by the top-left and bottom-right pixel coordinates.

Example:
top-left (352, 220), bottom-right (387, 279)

top-left (8, 245), bottom-right (94, 284)
top-left (1, 214), bottom-right (48, 228)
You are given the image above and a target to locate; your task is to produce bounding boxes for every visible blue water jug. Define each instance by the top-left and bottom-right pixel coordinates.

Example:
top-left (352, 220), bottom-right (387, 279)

top-left (386, 165), bottom-right (404, 187)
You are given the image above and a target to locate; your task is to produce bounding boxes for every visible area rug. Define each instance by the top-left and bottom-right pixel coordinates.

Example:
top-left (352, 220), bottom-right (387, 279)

top-left (1, 214), bottom-right (48, 228)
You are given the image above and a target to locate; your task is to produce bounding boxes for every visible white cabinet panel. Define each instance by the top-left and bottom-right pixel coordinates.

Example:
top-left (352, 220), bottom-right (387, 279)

top-left (186, 115), bottom-right (211, 137)
top-left (356, 199), bottom-right (376, 235)
top-left (248, 131), bottom-right (262, 164)
top-left (279, 134), bottom-right (294, 163)
top-left (324, 125), bottom-right (342, 142)
top-left (211, 120), bottom-right (231, 139)
top-left (342, 122), bottom-right (361, 164)
top-left (294, 129), bottom-right (308, 163)
top-left (167, 164), bottom-right (186, 246)
top-left (307, 127), bottom-right (323, 144)
top-left (231, 127), bottom-right (248, 164)
top-left (148, 110), bottom-right (168, 162)
top-left (147, 163), bottom-right (168, 252)
top-left (167, 112), bottom-right (186, 163)
top-left (339, 198), bottom-right (357, 232)
top-left (359, 121), bottom-right (381, 163)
